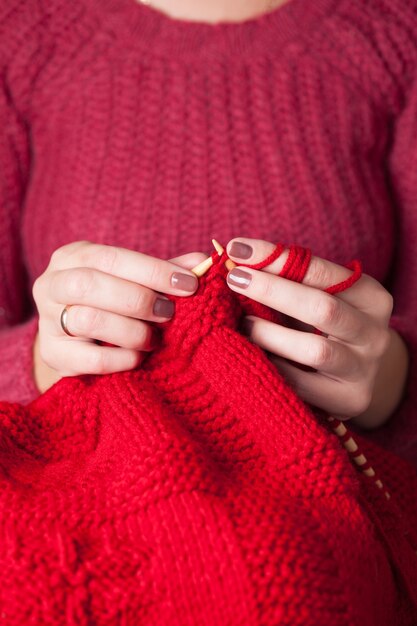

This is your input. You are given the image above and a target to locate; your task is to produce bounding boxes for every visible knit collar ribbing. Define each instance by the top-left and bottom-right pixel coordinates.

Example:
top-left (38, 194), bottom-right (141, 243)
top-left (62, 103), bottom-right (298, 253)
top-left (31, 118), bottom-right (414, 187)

top-left (88, 0), bottom-right (338, 60)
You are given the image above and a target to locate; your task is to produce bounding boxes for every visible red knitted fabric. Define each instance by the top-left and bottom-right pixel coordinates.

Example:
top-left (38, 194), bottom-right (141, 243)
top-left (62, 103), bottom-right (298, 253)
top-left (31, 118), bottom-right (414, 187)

top-left (1, 247), bottom-right (416, 625)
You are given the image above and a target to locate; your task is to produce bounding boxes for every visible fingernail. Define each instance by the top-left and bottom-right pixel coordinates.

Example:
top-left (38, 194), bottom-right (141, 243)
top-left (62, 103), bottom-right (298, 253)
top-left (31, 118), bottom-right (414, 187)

top-left (229, 241), bottom-right (253, 259)
top-left (153, 297), bottom-right (175, 318)
top-left (227, 268), bottom-right (252, 289)
top-left (241, 318), bottom-right (254, 335)
top-left (170, 272), bottom-right (198, 292)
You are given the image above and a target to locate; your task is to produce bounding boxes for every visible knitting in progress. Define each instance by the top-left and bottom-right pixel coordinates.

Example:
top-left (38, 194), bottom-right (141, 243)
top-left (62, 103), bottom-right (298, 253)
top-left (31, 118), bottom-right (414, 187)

top-left (2, 0), bottom-right (417, 469)
top-left (0, 243), bottom-right (416, 625)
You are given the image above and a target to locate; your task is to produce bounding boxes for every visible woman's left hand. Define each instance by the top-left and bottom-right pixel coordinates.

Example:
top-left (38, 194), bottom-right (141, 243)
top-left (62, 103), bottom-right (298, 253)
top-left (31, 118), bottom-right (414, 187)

top-left (224, 237), bottom-right (405, 425)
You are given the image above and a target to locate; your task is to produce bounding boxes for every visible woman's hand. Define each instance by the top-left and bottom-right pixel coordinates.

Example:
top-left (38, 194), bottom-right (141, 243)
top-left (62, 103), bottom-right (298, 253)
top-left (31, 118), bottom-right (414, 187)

top-left (225, 237), bottom-right (409, 429)
top-left (32, 241), bottom-right (208, 393)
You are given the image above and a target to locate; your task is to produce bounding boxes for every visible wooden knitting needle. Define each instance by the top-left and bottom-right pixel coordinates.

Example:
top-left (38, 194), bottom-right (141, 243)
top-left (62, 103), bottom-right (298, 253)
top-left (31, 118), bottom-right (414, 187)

top-left (191, 255), bottom-right (214, 277)
top-left (327, 416), bottom-right (390, 500)
top-left (191, 239), bottom-right (237, 276)
top-left (211, 239), bottom-right (237, 271)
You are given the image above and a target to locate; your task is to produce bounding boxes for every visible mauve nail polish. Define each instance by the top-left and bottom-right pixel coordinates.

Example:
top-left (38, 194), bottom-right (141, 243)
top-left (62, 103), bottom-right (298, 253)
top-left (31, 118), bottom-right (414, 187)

top-left (153, 297), bottom-right (175, 318)
top-left (229, 241), bottom-right (253, 259)
top-left (170, 272), bottom-right (198, 292)
top-left (227, 268), bottom-right (252, 289)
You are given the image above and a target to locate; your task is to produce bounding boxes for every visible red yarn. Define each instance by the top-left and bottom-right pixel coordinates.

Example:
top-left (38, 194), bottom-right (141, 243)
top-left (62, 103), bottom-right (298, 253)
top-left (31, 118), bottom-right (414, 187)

top-left (232, 242), bottom-right (362, 288)
top-left (325, 260), bottom-right (363, 295)
top-left (223, 241), bottom-right (360, 289)
top-left (0, 247), bottom-right (416, 625)
top-left (240, 243), bottom-right (286, 270)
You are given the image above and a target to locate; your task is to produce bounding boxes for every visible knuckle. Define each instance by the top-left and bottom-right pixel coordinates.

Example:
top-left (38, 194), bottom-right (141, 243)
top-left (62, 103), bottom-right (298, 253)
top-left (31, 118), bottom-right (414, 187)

top-left (48, 270), bottom-right (63, 301)
top-left (364, 277), bottom-right (394, 318)
top-left (32, 276), bottom-right (44, 302)
top-left (306, 337), bottom-right (332, 369)
top-left (50, 246), bottom-right (67, 265)
top-left (126, 287), bottom-right (149, 316)
top-left (311, 295), bottom-right (341, 328)
top-left (65, 268), bottom-right (95, 300)
top-left (81, 244), bottom-right (118, 273)
top-left (50, 241), bottom-right (90, 265)
top-left (350, 388), bottom-right (373, 417)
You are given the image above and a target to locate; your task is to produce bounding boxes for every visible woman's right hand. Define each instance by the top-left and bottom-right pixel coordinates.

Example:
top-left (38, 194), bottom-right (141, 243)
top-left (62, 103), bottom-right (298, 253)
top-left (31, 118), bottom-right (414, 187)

top-left (32, 241), bottom-right (208, 393)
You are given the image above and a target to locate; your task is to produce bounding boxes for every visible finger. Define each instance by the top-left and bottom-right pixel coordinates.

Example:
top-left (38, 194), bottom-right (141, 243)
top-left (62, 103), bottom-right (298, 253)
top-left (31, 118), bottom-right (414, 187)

top-left (226, 237), bottom-right (392, 318)
top-left (227, 265), bottom-right (367, 344)
top-left (169, 252), bottom-right (209, 269)
top-left (49, 242), bottom-right (200, 296)
top-left (53, 304), bottom-right (160, 351)
top-left (46, 340), bottom-right (146, 377)
top-left (268, 355), bottom-right (370, 418)
top-left (51, 268), bottom-right (179, 322)
top-left (243, 316), bottom-right (360, 380)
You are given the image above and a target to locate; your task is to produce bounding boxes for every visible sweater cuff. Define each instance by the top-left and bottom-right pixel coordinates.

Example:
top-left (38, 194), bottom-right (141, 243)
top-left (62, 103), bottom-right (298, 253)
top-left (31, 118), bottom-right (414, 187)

top-left (0, 315), bottom-right (40, 405)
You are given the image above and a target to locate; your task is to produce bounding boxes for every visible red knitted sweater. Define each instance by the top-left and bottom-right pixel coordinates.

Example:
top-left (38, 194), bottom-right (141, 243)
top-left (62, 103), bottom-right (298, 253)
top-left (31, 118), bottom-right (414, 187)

top-left (1, 249), bottom-right (417, 624)
top-left (1, 0), bottom-right (417, 466)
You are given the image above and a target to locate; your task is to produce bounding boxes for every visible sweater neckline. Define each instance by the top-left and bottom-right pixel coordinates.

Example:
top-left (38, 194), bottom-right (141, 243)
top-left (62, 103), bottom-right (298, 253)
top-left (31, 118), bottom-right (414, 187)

top-left (89, 0), bottom-right (338, 60)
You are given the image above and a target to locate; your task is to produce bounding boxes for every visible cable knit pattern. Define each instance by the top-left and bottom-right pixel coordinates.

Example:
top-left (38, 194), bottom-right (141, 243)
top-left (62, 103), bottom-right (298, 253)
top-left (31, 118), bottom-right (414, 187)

top-left (1, 0), bottom-right (417, 465)
top-left (0, 253), bottom-right (417, 625)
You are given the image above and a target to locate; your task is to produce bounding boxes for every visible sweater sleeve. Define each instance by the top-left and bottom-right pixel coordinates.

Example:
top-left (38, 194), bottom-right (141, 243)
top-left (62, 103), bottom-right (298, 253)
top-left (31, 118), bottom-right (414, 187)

top-left (0, 72), bottom-right (40, 405)
top-left (356, 75), bottom-right (417, 468)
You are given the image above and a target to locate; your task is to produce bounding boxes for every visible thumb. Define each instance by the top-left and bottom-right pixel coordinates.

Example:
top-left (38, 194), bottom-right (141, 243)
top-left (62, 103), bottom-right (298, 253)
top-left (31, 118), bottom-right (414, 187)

top-left (168, 251), bottom-right (209, 270)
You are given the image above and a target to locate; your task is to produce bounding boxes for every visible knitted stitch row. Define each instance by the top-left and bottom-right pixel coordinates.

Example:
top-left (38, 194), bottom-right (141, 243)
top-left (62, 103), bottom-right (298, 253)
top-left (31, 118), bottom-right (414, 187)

top-left (0, 243), bottom-right (416, 624)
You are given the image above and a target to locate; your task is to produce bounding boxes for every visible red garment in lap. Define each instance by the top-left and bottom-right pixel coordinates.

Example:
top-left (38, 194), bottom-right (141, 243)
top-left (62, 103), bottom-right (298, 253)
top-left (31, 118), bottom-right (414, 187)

top-left (0, 250), bottom-right (416, 625)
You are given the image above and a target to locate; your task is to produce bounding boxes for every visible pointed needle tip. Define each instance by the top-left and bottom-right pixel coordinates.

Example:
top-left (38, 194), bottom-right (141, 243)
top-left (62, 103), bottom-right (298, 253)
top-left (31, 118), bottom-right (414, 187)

top-left (211, 239), bottom-right (224, 256)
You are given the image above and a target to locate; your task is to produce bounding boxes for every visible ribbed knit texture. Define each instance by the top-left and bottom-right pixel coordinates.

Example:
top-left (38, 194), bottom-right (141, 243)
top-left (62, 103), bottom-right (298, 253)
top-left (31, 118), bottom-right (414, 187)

top-left (0, 251), bottom-right (417, 625)
top-left (1, 0), bottom-right (417, 466)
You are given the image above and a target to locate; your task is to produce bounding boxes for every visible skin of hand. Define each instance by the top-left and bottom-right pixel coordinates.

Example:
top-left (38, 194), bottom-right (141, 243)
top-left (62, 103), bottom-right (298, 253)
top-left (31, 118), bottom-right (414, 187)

top-left (32, 241), bottom-right (208, 394)
top-left (225, 237), bottom-right (410, 430)
top-left (137, 0), bottom-right (289, 23)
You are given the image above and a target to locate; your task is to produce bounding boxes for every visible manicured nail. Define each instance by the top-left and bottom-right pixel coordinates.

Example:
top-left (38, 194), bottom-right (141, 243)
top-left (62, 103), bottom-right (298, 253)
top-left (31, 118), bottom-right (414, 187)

top-left (227, 268), bottom-right (252, 289)
top-left (153, 297), bottom-right (175, 318)
top-left (229, 241), bottom-right (253, 259)
top-left (170, 272), bottom-right (198, 292)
